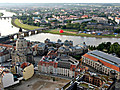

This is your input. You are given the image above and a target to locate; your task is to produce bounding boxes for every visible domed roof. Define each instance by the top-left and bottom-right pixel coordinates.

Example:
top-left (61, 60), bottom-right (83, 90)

top-left (57, 39), bottom-right (61, 42)
top-left (65, 40), bottom-right (68, 42)
top-left (19, 27), bottom-right (22, 32)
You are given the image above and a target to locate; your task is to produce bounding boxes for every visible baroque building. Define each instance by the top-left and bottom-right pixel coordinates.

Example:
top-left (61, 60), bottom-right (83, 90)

top-left (0, 46), bottom-right (10, 63)
top-left (11, 28), bottom-right (34, 64)
top-left (58, 40), bottom-right (88, 55)
top-left (38, 53), bottom-right (79, 78)
top-left (82, 50), bottom-right (120, 80)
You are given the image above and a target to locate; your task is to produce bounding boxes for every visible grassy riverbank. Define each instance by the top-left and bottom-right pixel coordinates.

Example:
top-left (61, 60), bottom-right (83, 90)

top-left (11, 19), bottom-right (41, 30)
top-left (12, 19), bottom-right (120, 38)
top-left (44, 29), bottom-right (120, 38)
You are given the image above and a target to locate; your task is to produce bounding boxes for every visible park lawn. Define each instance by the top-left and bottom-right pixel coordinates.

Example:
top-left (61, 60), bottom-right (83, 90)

top-left (63, 29), bottom-right (78, 32)
top-left (45, 29), bottom-right (100, 37)
top-left (117, 35), bottom-right (120, 37)
top-left (78, 33), bottom-right (95, 36)
top-left (44, 30), bottom-right (120, 38)
top-left (14, 19), bottom-right (40, 30)
top-left (102, 34), bottom-right (115, 37)
top-left (44, 29), bottom-right (77, 36)
top-left (53, 29), bottom-right (78, 32)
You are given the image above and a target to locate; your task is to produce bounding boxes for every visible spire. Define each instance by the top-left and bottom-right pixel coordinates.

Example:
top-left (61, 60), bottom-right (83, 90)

top-left (19, 27), bottom-right (22, 32)
top-left (18, 27), bottom-right (23, 39)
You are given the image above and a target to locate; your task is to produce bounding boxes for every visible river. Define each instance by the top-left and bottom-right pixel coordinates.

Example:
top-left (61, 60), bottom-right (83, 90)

top-left (0, 10), bottom-right (19, 36)
top-left (0, 10), bottom-right (120, 46)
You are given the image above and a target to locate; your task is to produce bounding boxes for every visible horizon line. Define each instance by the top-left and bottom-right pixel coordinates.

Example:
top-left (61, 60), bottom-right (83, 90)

top-left (0, 2), bottom-right (120, 4)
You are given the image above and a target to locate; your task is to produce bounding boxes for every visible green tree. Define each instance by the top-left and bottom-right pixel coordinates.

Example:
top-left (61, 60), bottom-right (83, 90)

top-left (106, 42), bottom-right (111, 53)
top-left (97, 42), bottom-right (106, 51)
top-left (110, 42), bottom-right (120, 57)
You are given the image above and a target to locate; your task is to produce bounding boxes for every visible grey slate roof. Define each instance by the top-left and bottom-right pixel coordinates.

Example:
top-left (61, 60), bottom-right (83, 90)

top-left (57, 61), bottom-right (71, 69)
top-left (88, 50), bottom-right (120, 65)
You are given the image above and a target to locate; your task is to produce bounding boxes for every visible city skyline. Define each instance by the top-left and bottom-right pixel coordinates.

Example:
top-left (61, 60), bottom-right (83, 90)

top-left (0, 0), bottom-right (120, 3)
top-left (0, 2), bottom-right (120, 90)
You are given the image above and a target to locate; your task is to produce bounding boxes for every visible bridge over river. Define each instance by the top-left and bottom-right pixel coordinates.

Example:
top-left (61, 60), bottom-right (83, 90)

top-left (0, 16), bottom-right (12, 19)
top-left (0, 27), bottom-right (49, 43)
top-left (8, 27), bottom-right (49, 39)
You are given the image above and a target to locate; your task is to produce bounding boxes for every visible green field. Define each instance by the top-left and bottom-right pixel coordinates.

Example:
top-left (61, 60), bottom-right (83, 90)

top-left (12, 19), bottom-right (41, 30)
top-left (59, 29), bottom-right (78, 32)
top-left (44, 29), bottom-right (120, 38)
top-left (12, 19), bottom-right (120, 38)
top-left (43, 29), bottom-right (77, 36)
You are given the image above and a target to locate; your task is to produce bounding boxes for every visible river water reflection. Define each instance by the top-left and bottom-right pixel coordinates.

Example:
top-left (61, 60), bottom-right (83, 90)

top-left (25, 33), bottom-right (120, 46)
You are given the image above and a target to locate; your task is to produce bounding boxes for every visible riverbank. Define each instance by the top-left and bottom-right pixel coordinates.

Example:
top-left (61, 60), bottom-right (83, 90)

top-left (12, 19), bottom-right (120, 38)
top-left (11, 19), bottom-right (41, 30)
top-left (43, 29), bottom-right (120, 38)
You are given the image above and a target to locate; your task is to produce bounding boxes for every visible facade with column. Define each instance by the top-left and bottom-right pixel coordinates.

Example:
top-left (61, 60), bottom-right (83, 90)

top-left (82, 50), bottom-right (120, 79)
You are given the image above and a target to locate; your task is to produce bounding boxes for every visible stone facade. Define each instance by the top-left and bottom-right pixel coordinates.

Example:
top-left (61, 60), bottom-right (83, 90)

top-left (32, 42), bottom-right (48, 56)
top-left (45, 38), bottom-right (63, 48)
top-left (62, 71), bottom-right (113, 90)
top-left (84, 74), bottom-right (103, 87)
top-left (38, 54), bottom-right (79, 78)
top-left (82, 50), bottom-right (120, 80)
top-left (11, 28), bottom-right (34, 64)
top-left (0, 46), bottom-right (10, 63)
top-left (58, 41), bottom-right (88, 55)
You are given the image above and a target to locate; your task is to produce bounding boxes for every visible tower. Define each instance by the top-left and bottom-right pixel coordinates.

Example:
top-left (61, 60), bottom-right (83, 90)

top-left (15, 28), bottom-right (28, 62)
top-left (12, 28), bottom-right (34, 64)
top-left (16, 28), bottom-right (27, 54)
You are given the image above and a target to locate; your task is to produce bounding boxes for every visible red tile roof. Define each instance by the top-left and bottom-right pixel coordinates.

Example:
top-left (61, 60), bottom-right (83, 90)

top-left (81, 15), bottom-right (88, 18)
top-left (83, 54), bottom-right (98, 62)
top-left (83, 54), bottom-right (120, 72)
top-left (0, 44), bottom-right (15, 49)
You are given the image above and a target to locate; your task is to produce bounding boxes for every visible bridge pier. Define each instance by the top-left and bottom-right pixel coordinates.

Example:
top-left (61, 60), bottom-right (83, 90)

top-left (13, 34), bottom-right (19, 39)
top-left (7, 28), bottom-right (48, 40)
top-left (30, 31), bottom-right (35, 35)
top-left (0, 17), bottom-right (12, 20)
top-left (35, 30), bottom-right (40, 34)
top-left (24, 32), bottom-right (29, 37)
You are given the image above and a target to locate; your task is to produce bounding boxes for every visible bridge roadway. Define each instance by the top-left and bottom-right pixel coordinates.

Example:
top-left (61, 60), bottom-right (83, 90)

top-left (7, 27), bottom-right (49, 39)
top-left (0, 16), bottom-right (12, 19)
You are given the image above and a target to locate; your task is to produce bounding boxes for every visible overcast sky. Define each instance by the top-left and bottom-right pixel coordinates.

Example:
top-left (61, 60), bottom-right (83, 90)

top-left (0, 0), bottom-right (120, 3)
